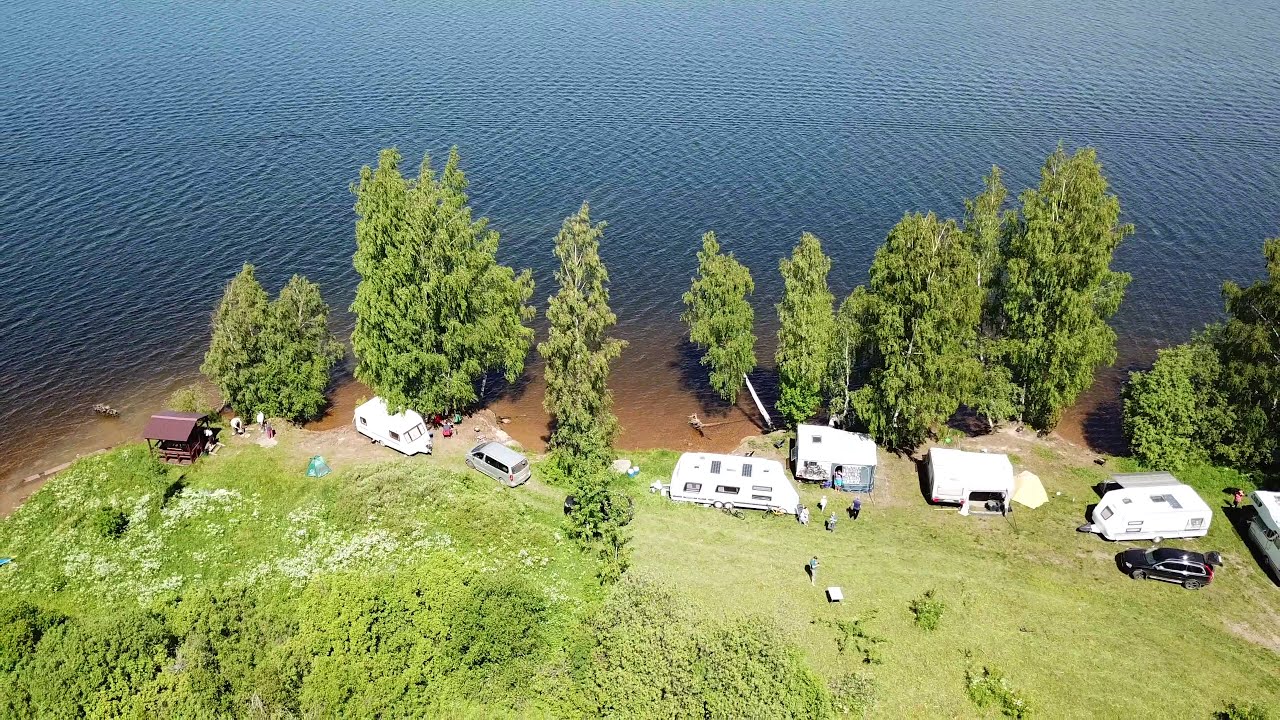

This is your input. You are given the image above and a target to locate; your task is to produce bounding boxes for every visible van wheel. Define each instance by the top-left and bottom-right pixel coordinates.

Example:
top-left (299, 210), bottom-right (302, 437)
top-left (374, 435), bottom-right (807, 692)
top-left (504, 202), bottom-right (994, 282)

top-left (465, 457), bottom-right (473, 468)
top-left (1130, 570), bottom-right (1146, 580)
top-left (1182, 578), bottom-right (1204, 590)
top-left (713, 501), bottom-right (724, 509)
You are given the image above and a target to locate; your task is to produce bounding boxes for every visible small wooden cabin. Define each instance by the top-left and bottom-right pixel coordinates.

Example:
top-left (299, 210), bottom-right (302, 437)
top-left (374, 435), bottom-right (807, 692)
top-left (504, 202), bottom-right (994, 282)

top-left (142, 410), bottom-right (212, 464)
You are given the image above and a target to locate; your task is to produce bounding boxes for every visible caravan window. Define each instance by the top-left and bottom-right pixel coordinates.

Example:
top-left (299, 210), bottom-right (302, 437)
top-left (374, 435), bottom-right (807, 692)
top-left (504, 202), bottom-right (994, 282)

top-left (389, 430), bottom-right (401, 442)
top-left (1100, 506), bottom-right (1114, 520)
top-left (1187, 518), bottom-right (1204, 530)
top-left (405, 425), bottom-right (423, 442)
top-left (359, 417), bottom-right (367, 425)
top-left (752, 494), bottom-right (771, 501)
top-left (710, 461), bottom-right (722, 474)
top-left (751, 485), bottom-right (772, 492)
top-left (741, 464), bottom-right (753, 478)
top-left (715, 485), bottom-right (740, 495)
top-left (683, 482), bottom-right (702, 493)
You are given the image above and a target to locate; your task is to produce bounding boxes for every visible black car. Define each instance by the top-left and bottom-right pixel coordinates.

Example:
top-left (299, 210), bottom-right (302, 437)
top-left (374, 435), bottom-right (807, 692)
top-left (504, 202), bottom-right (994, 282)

top-left (1118, 547), bottom-right (1223, 590)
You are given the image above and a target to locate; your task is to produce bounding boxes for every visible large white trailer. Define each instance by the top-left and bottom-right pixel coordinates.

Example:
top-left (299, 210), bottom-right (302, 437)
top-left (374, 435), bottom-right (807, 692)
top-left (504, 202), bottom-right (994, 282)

top-left (667, 452), bottom-right (799, 514)
top-left (354, 397), bottom-right (433, 456)
top-left (1080, 473), bottom-right (1211, 542)
top-left (927, 448), bottom-right (1014, 511)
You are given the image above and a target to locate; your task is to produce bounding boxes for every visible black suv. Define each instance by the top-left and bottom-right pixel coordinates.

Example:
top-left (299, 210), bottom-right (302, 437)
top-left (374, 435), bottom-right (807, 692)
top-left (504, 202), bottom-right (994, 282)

top-left (1119, 548), bottom-right (1223, 590)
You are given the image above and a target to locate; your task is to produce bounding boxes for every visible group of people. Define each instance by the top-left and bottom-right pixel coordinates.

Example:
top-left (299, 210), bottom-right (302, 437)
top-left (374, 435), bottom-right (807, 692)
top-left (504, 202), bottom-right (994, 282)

top-left (229, 412), bottom-right (273, 439)
top-left (796, 494), bottom-right (864, 531)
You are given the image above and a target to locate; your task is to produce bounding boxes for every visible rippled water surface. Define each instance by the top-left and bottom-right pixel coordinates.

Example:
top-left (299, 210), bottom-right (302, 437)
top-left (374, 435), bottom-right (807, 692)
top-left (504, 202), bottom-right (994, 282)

top-left (2, 0), bottom-right (1278, 481)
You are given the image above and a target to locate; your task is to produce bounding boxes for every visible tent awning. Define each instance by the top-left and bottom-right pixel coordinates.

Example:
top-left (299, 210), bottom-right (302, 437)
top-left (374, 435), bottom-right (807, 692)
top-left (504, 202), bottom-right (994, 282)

top-left (1013, 471), bottom-right (1048, 509)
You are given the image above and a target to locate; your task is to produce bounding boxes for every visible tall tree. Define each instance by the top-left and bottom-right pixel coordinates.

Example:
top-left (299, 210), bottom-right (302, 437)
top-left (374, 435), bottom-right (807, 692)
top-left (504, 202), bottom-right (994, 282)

top-left (827, 287), bottom-right (872, 424)
top-left (261, 275), bottom-right (345, 422)
top-left (681, 232), bottom-right (757, 404)
top-left (1001, 147), bottom-right (1132, 429)
top-left (538, 203), bottom-right (627, 474)
top-left (848, 213), bottom-right (983, 449)
top-left (961, 167), bottom-right (1019, 429)
top-left (1215, 237), bottom-right (1280, 466)
top-left (350, 148), bottom-right (535, 416)
top-left (201, 264), bottom-right (270, 415)
top-left (1123, 339), bottom-right (1236, 470)
top-left (775, 233), bottom-right (835, 426)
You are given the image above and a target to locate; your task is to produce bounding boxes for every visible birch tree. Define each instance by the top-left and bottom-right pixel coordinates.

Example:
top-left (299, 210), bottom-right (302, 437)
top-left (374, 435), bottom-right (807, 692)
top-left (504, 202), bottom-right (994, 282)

top-left (681, 231), bottom-right (756, 404)
top-left (350, 148), bottom-right (535, 416)
top-left (1215, 236), bottom-right (1280, 465)
top-left (538, 203), bottom-right (626, 473)
top-left (201, 263), bottom-right (270, 415)
top-left (775, 233), bottom-right (834, 426)
top-left (261, 275), bottom-right (344, 422)
top-left (1001, 147), bottom-right (1132, 430)
top-left (849, 213), bottom-right (982, 449)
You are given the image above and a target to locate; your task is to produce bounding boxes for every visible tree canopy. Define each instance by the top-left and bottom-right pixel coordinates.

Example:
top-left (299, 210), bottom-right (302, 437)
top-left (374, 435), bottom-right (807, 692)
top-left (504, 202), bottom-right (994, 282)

top-left (682, 231), bottom-right (757, 404)
top-left (775, 233), bottom-right (835, 427)
top-left (351, 148), bottom-right (535, 416)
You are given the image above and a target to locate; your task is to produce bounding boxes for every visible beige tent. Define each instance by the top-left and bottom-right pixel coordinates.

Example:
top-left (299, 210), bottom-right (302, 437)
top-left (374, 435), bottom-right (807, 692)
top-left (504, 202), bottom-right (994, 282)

top-left (1012, 471), bottom-right (1048, 509)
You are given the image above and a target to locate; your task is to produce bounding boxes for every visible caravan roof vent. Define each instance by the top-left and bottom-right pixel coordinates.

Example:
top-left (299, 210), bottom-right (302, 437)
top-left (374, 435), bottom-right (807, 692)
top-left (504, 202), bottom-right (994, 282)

top-left (811, 436), bottom-right (822, 443)
top-left (1122, 498), bottom-right (1133, 504)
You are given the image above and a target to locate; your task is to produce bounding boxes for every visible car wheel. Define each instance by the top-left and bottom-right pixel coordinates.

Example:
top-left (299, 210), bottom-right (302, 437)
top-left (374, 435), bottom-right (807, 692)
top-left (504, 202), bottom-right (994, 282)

top-left (1130, 570), bottom-right (1147, 580)
top-left (1182, 579), bottom-right (1204, 590)
top-left (713, 501), bottom-right (724, 509)
top-left (465, 457), bottom-right (473, 468)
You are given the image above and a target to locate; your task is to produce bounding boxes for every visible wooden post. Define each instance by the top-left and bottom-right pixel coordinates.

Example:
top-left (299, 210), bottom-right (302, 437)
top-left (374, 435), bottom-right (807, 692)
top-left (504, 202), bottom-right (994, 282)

top-left (743, 374), bottom-right (772, 430)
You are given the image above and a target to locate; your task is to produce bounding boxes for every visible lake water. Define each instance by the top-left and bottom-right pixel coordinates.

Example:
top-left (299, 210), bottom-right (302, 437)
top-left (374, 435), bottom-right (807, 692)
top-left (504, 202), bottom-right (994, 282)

top-left (2, 0), bottom-right (1278, 484)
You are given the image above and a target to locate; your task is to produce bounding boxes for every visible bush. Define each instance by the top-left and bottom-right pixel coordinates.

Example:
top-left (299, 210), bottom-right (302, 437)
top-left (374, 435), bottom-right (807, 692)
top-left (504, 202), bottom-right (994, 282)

top-left (1216, 702), bottom-right (1272, 720)
top-left (90, 507), bottom-right (128, 539)
top-left (909, 589), bottom-right (945, 631)
top-left (829, 672), bottom-right (877, 716)
top-left (966, 665), bottom-right (1033, 719)
top-left (167, 383), bottom-right (222, 421)
top-left (818, 614), bottom-right (884, 665)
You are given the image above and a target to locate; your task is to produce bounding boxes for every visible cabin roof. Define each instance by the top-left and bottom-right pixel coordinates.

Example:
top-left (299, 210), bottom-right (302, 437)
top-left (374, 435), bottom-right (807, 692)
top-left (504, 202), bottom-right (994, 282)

top-left (141, 410), bottom-right (205, 442)
top-left (795, 424), bottom-right (877, 466)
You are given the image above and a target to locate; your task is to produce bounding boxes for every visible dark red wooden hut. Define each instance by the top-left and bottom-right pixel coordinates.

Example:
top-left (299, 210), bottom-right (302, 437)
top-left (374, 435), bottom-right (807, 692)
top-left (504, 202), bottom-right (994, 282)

top-left (142, 410), bottom-right (213, 464)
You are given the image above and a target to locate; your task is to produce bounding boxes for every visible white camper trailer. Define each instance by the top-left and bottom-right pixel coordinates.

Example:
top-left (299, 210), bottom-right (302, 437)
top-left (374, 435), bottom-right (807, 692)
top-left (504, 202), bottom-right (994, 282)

top-left (792, 424), bottom-right (878, 492)
top-left (1246, 491), bottom-right (1280, 580)
top-left (667, 453), bottom-right (799, 514)
top-left (353, 397), bottom-right (433, 456)
top-left (927, 448), bottom-right (1014, 511)
top-left (1080, 473), bottom-right (1211, 542)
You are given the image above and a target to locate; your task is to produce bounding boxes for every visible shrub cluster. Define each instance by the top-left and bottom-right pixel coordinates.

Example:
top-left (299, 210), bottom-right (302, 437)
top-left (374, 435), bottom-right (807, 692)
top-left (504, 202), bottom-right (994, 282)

top-left (966, 665), bottom-right (1034, 719)
top-left (909, 589), bottom-right (945, 631)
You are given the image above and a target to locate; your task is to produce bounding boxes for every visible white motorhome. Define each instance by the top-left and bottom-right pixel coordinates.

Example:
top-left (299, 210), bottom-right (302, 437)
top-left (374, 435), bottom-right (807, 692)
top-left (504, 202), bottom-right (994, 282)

top-left (1246, 491), bottom-right (1280, 581)
top-left (354, 397), bottom-right (433, 456)
top-left (667, 453), bottom-right (799, 514)
top-left (927, 448), bottom-right (1013, 511)
top-left (792, 424), bottom-right (878, 492)
top-left (1080, 473), bottom-right (1211, 542)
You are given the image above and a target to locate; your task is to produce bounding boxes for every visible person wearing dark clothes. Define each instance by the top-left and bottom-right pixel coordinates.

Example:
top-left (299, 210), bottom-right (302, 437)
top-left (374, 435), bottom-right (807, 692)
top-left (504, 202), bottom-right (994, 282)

top-left (849, 496), bottom-right (862, 520)
top-left (807, 556), bottom-right (819, 585)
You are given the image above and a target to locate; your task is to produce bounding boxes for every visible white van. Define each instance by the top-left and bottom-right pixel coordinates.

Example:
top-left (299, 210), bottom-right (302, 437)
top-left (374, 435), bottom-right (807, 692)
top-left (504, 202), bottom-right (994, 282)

top-left (1079, 474), bottom-right (1211, 542)
top-left (354, 397), bottom-right (433, 456)
top-left (667, 453), bottom-right (799, 514)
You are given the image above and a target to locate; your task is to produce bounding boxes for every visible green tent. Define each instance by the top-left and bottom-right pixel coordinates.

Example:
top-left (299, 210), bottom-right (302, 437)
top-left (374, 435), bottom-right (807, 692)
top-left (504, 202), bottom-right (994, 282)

top-left (306, 456), bottom-right (331, 478)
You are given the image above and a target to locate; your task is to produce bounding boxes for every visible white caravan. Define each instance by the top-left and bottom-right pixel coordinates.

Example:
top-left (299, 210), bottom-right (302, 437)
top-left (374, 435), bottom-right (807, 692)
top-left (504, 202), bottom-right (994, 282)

top-left (792, 423), bottom-right (878, 492)
top-left (1246, 491), bottom-right (1280, 581)
top-left (927, 448), bottom-right (1014, 511)
top-left (1080, 473), bottom-right (1211, 542)
top-left (354, 397), bottom-right (433, 456)
top-left (667, 453), bottom-right (799, 514)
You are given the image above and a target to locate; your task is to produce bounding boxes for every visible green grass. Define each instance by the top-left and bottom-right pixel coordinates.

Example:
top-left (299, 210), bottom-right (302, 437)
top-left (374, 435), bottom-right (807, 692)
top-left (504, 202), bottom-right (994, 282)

top-left (618, 447), bottom-right (1280, 719)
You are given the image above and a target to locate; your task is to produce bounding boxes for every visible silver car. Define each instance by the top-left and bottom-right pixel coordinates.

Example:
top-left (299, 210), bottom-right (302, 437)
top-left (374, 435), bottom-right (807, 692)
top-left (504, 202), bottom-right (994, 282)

top-left (466, 442), bottom-right (531, 487)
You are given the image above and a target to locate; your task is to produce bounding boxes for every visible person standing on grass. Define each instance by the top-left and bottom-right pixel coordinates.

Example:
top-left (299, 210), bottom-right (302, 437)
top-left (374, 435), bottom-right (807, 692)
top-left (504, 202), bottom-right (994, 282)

top-left (1233, 490), bottom-right (1245, 508)
top-left (256, 411), bottom-right (265, 431)
top-left (807, 556), bottom-right (819, 585)
top-left (849, 496), bottom-right (862, 520)
top-left (819, 495), bottom-right (827, 512)
top-left (825, 513), bottom-right (837, 532)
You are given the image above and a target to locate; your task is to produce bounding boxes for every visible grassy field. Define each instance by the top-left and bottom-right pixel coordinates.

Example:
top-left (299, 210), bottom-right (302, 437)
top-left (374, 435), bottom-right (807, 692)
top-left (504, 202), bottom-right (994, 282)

top-left (618, 432), bottom-right (1280, 718)
top-left (1, 424), bottom-right (1276, 718)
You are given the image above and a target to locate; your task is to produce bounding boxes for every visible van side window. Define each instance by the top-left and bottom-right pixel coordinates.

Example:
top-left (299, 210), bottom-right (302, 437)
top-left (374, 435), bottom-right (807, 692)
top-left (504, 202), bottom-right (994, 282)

top-left (715, 485), bottom-right (739, 495)
top-left (486, 457), bottom-right (508, 473)
top-left (389, 430), bottom-right (400, 442)
top-left (1100, 506), bottom-right (1113, 520)
top-left (741, 464), bottom-right (753, 478)
top-left (683, 482), bottom-right (702, 493)
top-left (710, 461), bottom-right (722, 474)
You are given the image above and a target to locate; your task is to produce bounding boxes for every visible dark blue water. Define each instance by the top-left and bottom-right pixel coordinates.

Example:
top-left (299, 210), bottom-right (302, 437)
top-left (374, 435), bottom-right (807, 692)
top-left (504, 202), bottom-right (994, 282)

top-left (2, 0), bottom-right (1278, 479)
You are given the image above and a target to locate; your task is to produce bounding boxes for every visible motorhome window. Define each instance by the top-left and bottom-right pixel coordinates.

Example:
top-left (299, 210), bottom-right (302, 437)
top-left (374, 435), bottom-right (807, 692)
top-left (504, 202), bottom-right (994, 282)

top-left (1100, 506), bottom-right (1113, 520)
top-left (1150, 495), bottom-right (1166, 503)
top-left (1187, 518), bottom-right (1204, 529)
top-left (752, 494), bottom-right (771, 501)
top-left (1127, 520), bottom-right (1143, 526)
top-left (715, 485), bottom-right (740, 495)
top-left (405, 426), bottom-right (421, 442)
top-left (741, 464), bottom-right (753, 478)
top-left (710, 461), bottom-right (722, 474)
top-left (389, 431), bottom-right (400, 442)
top-left (1166, 495), bottom-right (1183, 509)
top-left (359, 417), bottom-right (367, 425)
top-left (752, 485), bottom-right (772, 492)
top-left (683, 482), bottom-right (702, 493)
top-left (811, 436), bottom-right (822, 443)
